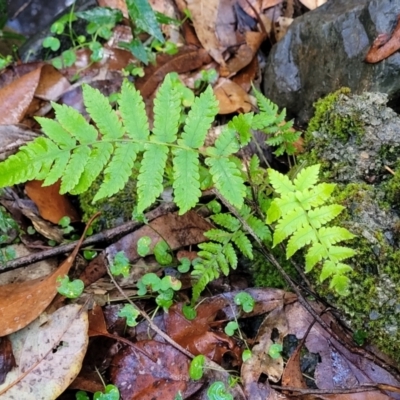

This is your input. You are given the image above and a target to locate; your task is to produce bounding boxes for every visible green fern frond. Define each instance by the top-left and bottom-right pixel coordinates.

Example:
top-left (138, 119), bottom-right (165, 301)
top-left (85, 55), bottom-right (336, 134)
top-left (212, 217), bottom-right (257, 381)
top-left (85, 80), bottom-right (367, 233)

top-left (232, 231), bottom-right (253, 259)
top-left (173, 86), bottom-right (219, 214)
top-left (211, 213), bottom-right (241, 231)
top-left (267, 164), bottom-right (356, 295)
top-left (82, 85), bottom-right (124, 139)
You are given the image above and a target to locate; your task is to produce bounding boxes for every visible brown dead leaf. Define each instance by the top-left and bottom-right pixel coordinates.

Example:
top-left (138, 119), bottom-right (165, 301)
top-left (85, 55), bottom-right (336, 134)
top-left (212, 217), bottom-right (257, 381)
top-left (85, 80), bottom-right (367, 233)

top-left (365, 17), bottom-right (400, 64)
top-left (214, 78), bottom-right (252, 114)
top-left (241, 302), bottom-right (288, 387)
top-left (0, 124), bottom-right (38, 162)
top-left (286, 302), bottom-right (400, 398)
top-left (238, 0), bottom-right (284, 19)
top-left (0, 64), bottom-right (70, 125)
top-left (135, 46), bottom-right (211, 99)
top-left (0, 67), bottom-right (42, 125)
top-left (165, 300), bottom-right (240, 364)
top-left (106, 210), bottom-right (212, 263)
top-left (110, 340), bottom-right (199, 400)
top-left (0, 215), bottom-right (96, 336)
top-left (275, 16), bottom-right (294, 41)
top-left (185, 0), bottom-right (237, 65)
top-left (281, 337), bottom-right (308, 389)
top-left (232, 55), bottom-right (259, 92)
top-left (33, 64), bottom-right (71, 101)
top-left (25, 180), bottom-right (79, 224)
top-left (0, 304), bottom-right (88, 399)
top-left (222, 31), bottom-right (266, 77)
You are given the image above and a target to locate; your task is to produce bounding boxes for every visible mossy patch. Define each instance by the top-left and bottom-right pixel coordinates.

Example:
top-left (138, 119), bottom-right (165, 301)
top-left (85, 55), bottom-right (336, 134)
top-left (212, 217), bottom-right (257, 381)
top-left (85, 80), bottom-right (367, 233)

top-left (300, 89), bottom-right (400, 363)
top-left (305, 87), bottom-right (364, 145)
top-left (79, 175), bottom-right (137, 231)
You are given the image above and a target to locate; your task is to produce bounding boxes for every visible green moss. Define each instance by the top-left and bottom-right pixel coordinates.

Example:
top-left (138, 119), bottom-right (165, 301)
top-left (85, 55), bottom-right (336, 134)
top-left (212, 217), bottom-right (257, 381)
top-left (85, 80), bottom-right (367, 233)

top-left (305, 88), bottom-right (364, 145)
top-left (383, 164), bottom-right (400, 206)
top-left (252, 248), bottom-right (298, 290)
top-left (315, 183), bottom-right (400, 363)
top-left (79, 175), bottom-right (138, 231)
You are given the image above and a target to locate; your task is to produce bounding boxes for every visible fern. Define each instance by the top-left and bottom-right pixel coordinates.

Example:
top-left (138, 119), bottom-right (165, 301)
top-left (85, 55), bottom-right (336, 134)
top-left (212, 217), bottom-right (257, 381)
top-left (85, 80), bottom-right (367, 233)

top-left (191, 208), bottom-right (270, 303)
top-left (266, 164), bottom-right (356, 295)
top-left (0, 74), bottom-right (246, 214)
top-left (0, 74), bottom-right (355, 302)
top-left (251, 88), bottom-right (300, 156)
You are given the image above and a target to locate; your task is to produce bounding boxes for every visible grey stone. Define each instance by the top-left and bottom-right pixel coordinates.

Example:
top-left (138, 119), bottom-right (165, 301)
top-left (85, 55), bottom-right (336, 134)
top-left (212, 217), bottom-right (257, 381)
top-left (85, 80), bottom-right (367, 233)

top-left (263, 0), bottom-right (400, 123)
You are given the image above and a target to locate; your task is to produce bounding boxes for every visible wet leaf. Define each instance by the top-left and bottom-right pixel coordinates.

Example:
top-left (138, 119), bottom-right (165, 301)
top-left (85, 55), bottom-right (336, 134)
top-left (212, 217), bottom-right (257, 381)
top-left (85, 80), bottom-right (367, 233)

top-left (0, 304), bottom-right (88, 399)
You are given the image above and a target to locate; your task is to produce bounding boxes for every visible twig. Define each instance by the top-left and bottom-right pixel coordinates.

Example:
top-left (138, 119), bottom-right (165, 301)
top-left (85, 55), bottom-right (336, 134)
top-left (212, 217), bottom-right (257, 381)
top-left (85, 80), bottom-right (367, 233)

top-left (0, 202), bottom-right (177, 273)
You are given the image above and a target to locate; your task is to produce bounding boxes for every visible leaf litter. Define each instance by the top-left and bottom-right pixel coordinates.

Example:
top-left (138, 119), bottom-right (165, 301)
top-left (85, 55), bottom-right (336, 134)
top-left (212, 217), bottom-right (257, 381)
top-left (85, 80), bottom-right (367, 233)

top-left (0, 0), bottom-right (399, 398)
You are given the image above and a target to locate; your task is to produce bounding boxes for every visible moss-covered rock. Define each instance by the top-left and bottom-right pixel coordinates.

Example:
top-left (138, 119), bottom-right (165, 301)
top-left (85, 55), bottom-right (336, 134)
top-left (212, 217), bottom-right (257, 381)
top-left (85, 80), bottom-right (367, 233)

top-left (301, 90), bottom-right (400, 362)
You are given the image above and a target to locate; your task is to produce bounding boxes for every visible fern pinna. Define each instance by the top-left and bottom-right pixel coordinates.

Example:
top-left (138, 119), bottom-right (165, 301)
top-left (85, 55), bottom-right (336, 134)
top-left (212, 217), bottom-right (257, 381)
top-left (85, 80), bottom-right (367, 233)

top-left (191, 205), bottom-right (271, 304)
top-left (266, 164), bottom-right (356, 295)
top-left (0, 74), bottom-right (246, 215)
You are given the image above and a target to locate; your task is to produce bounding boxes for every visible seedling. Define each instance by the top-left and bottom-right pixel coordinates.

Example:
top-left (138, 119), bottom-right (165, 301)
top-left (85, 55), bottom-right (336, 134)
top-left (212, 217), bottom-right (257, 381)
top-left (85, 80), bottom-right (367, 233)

top-left (59, 215), bottom-right (75, 235)
top-left (137, 272), bottom-right (182, 310)
top-left (137, 236), bottom-right (151, 257)
top-left (57, 275), bottom-right (84, 298)
top-left (118, 304), bottom-right (140, 327)
top-left (268, 343), bottom-right (283, 359)
top-left (110, 251), bottom-right (131, 278)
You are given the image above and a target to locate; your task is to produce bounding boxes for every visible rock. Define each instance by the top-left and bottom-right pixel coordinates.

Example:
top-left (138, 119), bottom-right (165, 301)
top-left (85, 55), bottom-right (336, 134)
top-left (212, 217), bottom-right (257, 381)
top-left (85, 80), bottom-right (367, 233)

top-left (263, 0), bottom-right (400, 124)
top-left (303, 89), bottom-right (400, 363)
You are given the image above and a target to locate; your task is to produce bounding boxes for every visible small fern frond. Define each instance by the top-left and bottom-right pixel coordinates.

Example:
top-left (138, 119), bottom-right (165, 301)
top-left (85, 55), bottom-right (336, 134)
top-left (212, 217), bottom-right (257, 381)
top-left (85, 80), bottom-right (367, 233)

top-left (293, 164), bottom-right (320, 191)
top-left (152, 74), bottom-right (181, 142)
top-left (253, 87), bottom-right (278, 116)
top-left (224, 243), bottom-right (238, 269)
top-left (173, 148), bottom-right (201, 214)
top-left (82, 84), bottom-right (125, 139)
top-left (211, 213), bottom-right (241, 231)
top-left (35, 118), bottom-right (76, 149)
top-left (267, 164), bottom-right (356, 294)
top-left (232, 231), bottom-right (253, 259)
top-left (119, 80), bottom-right (149, 146)
top-left (60, 146), bottom-right (91, 193)
top-left (206, 155), bottom-right (245, 208)
top-left (71, 142), bottom-right (113, 194)
top-left (93, 142), bottom-right (139, 202)
top-left (204, 228), bottom-right (231, 244)
top-left (268, 169), bottom-right (296, 195)
top-left (180, 85), bottom-right (219, 148)
top-left (51, 102), bottom-right (98, 143)
top-left (228, 113), bottom-right (253, 145)
top-left (308, 205), bottom-right (344, 228)
top-left (137, 143), bottom-right (169, 213)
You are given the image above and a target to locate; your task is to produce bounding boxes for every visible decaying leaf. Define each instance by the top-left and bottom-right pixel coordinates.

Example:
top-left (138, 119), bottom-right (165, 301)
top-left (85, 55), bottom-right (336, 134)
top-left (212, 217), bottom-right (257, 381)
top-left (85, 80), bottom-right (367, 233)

top-left (185, 0), bottom-right (237, 65)
top-left (214, 78), bottom-right (253, 114)
top-left (365, 16), bottom-right (400, 64)
top-left (0, 215), bottom-right (96, 335)
top-left (0, 64), bottom-right (70, 125)
top-left (286, 302), bottom-right (400, 397)
top-left (110, 340), bottom-right (200, 400)
top-left (25, 180), bottom-right (79, 224)
top-left (106, 210), bottom-right (213, 263)
top-left (135, 46), bottom-right (211, 99)
top-left (0, 304), bottom-right (88, 399)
